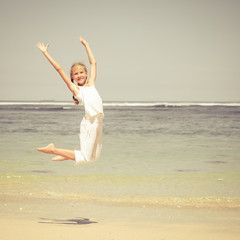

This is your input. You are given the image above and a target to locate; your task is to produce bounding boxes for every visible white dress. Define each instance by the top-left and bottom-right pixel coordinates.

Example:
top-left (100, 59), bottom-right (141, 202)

top-left (74, 85), bottom-right (104, 164)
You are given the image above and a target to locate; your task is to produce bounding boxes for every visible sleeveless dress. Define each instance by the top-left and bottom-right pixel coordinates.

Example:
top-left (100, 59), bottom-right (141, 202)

top-left (74, 85), bottom-right (104, 164)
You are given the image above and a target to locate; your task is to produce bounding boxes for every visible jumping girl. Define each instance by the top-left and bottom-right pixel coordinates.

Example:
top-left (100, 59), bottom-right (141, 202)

top-left (37, 37), bottom-right (104, 164)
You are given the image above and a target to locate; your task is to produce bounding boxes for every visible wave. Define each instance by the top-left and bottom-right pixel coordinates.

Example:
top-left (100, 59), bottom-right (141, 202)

top-left (0, 101), bottom-right (74, 106)
top-left (104, 102), bottom-right (240, 107)
top-left (1, 101), bottom-right (240, 107)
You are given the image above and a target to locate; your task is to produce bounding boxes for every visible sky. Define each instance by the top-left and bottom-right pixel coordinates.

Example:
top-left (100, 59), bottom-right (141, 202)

top-left (0, 0), bottom-right (239, 102)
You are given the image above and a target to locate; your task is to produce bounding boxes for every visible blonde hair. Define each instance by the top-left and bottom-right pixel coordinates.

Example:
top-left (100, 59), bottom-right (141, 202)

top-left (70, 62), bottom-right (87, 105)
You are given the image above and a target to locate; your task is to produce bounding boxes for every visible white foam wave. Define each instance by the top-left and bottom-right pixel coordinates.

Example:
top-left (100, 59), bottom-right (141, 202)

top-left (103, 102), bottom-right (240, 107)
top-left (0, 101), bottom-right (240, 107)
top-left (0, 101), bottom-right (74, 106)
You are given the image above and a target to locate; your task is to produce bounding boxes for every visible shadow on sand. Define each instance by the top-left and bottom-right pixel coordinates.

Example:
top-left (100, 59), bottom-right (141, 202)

top-left (39, 217), bottom-right (98, 225)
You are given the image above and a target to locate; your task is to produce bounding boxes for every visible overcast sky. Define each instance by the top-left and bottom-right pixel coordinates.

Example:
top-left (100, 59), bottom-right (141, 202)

top-left (0, 0), bottom-right (239, 102)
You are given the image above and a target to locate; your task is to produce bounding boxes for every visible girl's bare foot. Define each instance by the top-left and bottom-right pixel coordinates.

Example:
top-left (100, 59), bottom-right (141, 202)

top-left (51, 156), bottom-right (69, 161)
top-left (37, 143), bottom-right (55, 154)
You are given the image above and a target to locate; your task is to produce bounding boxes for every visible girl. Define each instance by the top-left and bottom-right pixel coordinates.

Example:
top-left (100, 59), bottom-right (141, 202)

top-left (37, 37), bottom-right (104, 164)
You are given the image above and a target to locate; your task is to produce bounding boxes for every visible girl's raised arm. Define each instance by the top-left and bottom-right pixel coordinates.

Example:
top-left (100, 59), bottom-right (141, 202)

top-left (79, 37), bottom-right (97, 85)
top-left (37, 42), bottom-right (79, 96)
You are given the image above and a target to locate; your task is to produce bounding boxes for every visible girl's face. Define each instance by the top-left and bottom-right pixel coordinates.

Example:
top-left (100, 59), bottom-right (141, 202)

top-left (71, 65), bottom-right (87, 86)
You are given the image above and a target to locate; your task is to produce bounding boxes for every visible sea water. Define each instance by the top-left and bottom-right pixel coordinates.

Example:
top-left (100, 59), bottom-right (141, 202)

top-left (0, 101), bottom-right (240, 208)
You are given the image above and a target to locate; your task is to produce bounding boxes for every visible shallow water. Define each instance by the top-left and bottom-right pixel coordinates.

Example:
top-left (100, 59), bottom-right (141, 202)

top-left (0, 101), bottom-right (240, 208)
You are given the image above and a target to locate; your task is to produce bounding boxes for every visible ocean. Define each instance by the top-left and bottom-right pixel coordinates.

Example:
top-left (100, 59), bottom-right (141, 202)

top-left (0, 101), bottom-right (240, 209)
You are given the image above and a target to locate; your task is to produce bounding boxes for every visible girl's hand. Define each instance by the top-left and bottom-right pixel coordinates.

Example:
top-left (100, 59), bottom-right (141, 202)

top-left (37, 42), bottom-right (49, 53)
top-left (79, 37), bottom-right (88, 46)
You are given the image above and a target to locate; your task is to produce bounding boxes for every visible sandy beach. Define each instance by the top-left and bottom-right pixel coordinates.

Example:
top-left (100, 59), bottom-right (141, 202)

top-left (1, 194), bottom-right (240, 240)
top-left (2, 217), bottom-right (239, 240)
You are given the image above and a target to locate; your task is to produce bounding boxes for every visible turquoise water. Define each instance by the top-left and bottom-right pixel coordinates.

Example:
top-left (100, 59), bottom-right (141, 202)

top-left (0, 101), bottom-right (240, 208)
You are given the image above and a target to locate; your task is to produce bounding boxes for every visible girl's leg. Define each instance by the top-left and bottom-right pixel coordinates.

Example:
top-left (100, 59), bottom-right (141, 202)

top-left (37, 115), bottom-right (103, 164)
top-left (51, 156), bottom-right (70, 161)
top-left (37, 143), bottom-right (75, 161)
